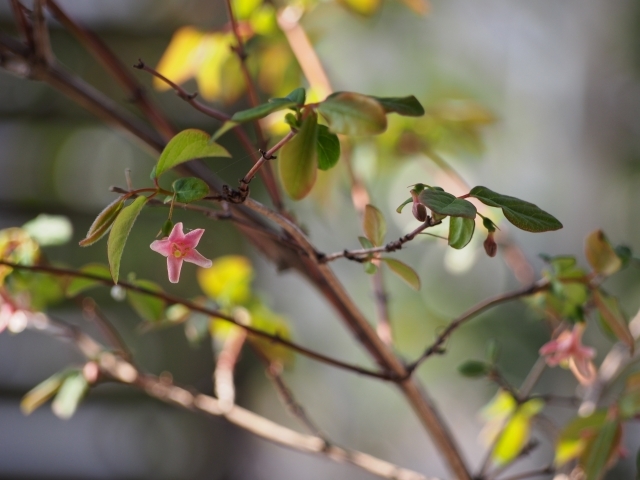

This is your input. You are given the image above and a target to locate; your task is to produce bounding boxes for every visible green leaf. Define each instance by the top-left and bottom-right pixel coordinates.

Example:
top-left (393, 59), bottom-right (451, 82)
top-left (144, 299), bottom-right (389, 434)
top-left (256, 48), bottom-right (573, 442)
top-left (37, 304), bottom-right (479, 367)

top-left (21, 370), bottom-right (68, 415)
top-left (363, 204), bottom-right (386, 246)
top-left (51, 371), bottom-right (88, 420)
top-left (396, 197), bottom-right (413, 214)
top-left (128, 279), bottom-right (166, 322)
top-left (419, 189), bottom-right (477, 219)
top-left (448, 216), bottom-right (475, 249)
top-left (493, 399), bottom-right (544, 465)
top-left (79, 196), bottom-right (125, 247)
top-left (282, 87), bottom-right (306, 106)
top-left (358, 236), bottom-right (374, 249)
top-left (584, 420), bottom-right (619, 480)
top-left (381, 258), bottom-right (421, 290)
top-left (469, 186), bottom-right (562, 232)
top-left (155, 129), bottom-right (231, 177)
top-left (364, 261), bottom-right (377, 274)
top-left (278, 112), bottom-right (318, 200)
top-left (593, 289), bottom-right (634, 353)
top-left (23, 214), bottom-right (73, 246)
top-left (318, 92), bottom-right (387, 136)
top-left (615, 245), bottom-right (633, 269)
top-left (556, 410), bottom-right (608, 466)
top-left (486, 340), bottom-right (499, 363)
top-left (66, 263), bottom-right (111, 297)
top-left (585, 230), bottom-right (622, 276)
top-left (108, 196), bottom-right (147, 284)
top-left (210, 120), bottom-right (239, 142)
top-left (619, 372), bottom-right (640, 419)
top-left (369, 95), bottom-right (425, 116)
top-left (457, 360), bottom-right (490, 377)
top-left (172, 177), bottom-right (209, 203)
top-left (316, 125), bottom-right (341, 170)
top-left (232, 99), bottom-right (296, 123)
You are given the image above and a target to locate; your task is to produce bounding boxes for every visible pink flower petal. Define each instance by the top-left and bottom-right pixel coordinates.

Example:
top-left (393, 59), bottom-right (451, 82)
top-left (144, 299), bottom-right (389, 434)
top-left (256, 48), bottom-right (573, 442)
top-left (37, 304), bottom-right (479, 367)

top-left (184, 249), bottom-right (212, 268)
top-left (183, 228), bottom-right (205, 248)
top-left (168, 222), bottom-right (185, 243)
top-left (167, 256), bottom-right (183, 283)
top-left (150, 238), bottom-right (172, 256)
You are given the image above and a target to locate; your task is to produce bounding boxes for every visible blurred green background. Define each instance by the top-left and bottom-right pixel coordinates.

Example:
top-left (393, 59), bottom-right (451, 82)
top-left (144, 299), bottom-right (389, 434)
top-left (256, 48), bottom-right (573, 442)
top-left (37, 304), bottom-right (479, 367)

top-left (0, 0), bottom-right (639, 478)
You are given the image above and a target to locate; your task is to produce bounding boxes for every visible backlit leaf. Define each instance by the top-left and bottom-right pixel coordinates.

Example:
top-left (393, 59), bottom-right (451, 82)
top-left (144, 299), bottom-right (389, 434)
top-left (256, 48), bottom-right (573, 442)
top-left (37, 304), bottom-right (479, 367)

top-left (381, 258), bottom-right (421, 290)
top-left (198, 255), bottom-right (253, 306)
top-left (338, 0), bottom-right (381, 16)
top-left (231, 98), bottom-right (296, 123)
top-left (593, 289), bottom-right (634, 353)
top-left (585, 230), bottom-right (622, 276)
top-left (51, 371), bottom-right (88, 420)
top-left (23, 214), bottom-right (72, 247)
top-left (469, 186), bottom-right (562, 232)
top-left (108, 196), bottom-right (147, 284)
top-left (21, 370), bottom-right (67, 415)
top-left (155, 129), bottom-right (230, 177)
top-left (79, 196), bottom-right (125, 247)
top-left (247, 302), bottom-right (295, 367)
top-left (154, 26), bottom-right (204, 91)
top-left (317, 125), bottom-right (341, 170)
top-left (492, 399), bottom-right (544, 465)
top-left (370, 95), bottom-right (425, 116)
top-left (172, 177), bottom-right (209, 204)
top-left (419, 189), bottom-right (477, 219)
top-left (278, 111), bottom-right (318, 200)
top-left (448, 216), bottom-right (475, 249)
top-left (363, 204), bottom-right (386, 246)
top-left (556, 410), bottom-right (608, 466)
top-left (318, 92), bottom-right (387, 136)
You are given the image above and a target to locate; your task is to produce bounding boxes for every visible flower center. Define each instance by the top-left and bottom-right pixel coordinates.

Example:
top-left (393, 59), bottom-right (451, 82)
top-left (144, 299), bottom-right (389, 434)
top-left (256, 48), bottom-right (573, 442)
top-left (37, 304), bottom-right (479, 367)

top-left (171, 243), bottom-right (190, 259)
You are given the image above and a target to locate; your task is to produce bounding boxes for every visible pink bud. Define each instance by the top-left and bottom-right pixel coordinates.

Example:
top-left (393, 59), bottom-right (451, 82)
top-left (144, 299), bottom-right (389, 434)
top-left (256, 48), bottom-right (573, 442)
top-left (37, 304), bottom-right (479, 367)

top-left (483, 232), bottom-right (497, 257)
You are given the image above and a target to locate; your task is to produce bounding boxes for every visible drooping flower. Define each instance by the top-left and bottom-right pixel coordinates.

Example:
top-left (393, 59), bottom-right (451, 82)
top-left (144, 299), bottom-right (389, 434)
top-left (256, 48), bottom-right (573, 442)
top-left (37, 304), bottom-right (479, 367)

top-left (150, 222), bottom-right (212, 283)
top-left (539, 323), bottom-right (596, 385)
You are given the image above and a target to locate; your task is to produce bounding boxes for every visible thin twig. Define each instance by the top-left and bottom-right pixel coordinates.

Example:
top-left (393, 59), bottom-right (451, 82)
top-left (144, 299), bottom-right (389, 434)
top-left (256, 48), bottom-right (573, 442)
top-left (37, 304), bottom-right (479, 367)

top-left (214, 329), bottom-right (247, 412)
top-left (373, 267), bottom-right (392, 345)
top-left (9, 0), bottom-right (33, 51)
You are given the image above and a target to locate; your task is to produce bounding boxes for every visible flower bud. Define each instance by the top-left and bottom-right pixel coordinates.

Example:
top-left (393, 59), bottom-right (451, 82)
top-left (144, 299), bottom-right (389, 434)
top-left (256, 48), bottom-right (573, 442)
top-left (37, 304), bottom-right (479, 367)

top-left (483, 232), bottom-right (497, 257)
top-left (411, 191), bottom-right (427, 222)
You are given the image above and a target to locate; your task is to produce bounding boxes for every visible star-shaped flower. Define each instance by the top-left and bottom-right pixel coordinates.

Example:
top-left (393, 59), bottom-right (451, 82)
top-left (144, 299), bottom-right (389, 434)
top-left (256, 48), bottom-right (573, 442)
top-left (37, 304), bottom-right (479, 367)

top-left (150, 222), bottom-right (212, 283)
top-left (539, 323), bottom-right (596, 385)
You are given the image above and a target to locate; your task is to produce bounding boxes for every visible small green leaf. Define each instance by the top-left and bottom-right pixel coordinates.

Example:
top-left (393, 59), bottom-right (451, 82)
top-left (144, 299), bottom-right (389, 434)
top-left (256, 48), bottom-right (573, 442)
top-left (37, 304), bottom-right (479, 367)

top-left (482, 216), bottom-right (497, 232)
top-left (161, 219), bottom-right (174, 238)
top-left (210, 120), bottom-right (239, 142)
top-left (79, 196), bottom-right (125, 247)
top-left (584, 420), bottom-right (619, 480)
top-left (358, 236), bottom-right (374, 249)
top-left (128, 279), bottom-right (166, 322)
top-left (65, 263), bottom-right (111, 297)
top-left (21, 370), bottom-right (68, 415)
top-left (469, 186), bottom-right (562, 232)
top-left (593, 289), bottom-right (634, 354)
top-left (486, 340), bottom-right (499, 363)
top-left (108, 196), bottom-right (147, 284)
top-left (381, 258), bottom-right (421, 290)
top-left (318, 92), bottom-right (387, 136)
top-left (172, 177), bottom-right (209, 203)
top-left (232, 99), bottom-right (296, 123)
top-left (364, 261), bottom-right (377, 274)
top-left (316, 125), bottom-right (341, 170)
top-left (278, 111), bottom-right (318, 200)
top-left (419, 190), bottom-right (477, 219)
top-left (585, 230), bottom-right (622, 276)
top-left (619, 372), bottom-right (640, 419)
top-left (493, 399), bottom-right (544, 465)
top-left (363, 205), bottom-right (386, 246)
top-left (369, 95), bottom-right (425, 116)
top-left (448, 216), bottom-right (475, 249)
top-left (51, 371), bottom-right (88, 420)
top-left (23, 214), bottom-right (73, 246)
top-left (396, 197), bottom-right (413, 213)
top-left (555, 410), bottom-right (608, 466)
top-left (284, 113), bottom-right (299, 128)
top-left (155, 129), bottom-right (230, 177)
top-left (457, 360), bottom-right (490, 377)
top-left (615, 245), bottom-right (633, 269)
top-left (282, 87), bottom-right (306, 106)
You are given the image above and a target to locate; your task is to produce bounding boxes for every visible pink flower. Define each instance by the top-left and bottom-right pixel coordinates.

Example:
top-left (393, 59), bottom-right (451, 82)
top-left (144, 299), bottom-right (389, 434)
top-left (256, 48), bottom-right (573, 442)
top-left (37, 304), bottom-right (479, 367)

top-left (539, 323), bottom-right (596, 385)
top-left (150, 222), bottom-right (212, 283)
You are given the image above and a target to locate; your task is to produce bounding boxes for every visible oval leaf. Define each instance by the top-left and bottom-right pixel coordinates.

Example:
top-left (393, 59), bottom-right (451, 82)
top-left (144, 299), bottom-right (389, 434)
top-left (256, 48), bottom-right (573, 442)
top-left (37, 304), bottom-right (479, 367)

top-left (358, 236), bottom-right (374, 249)
top-left (363, 204), bottom-right (386, 246)
top-left (51, 371), bottom-right (88, 420)
top-left (284, 87), bottom-right (306, 106)
top-left (79, 196), bottom-right (125, 247)
top-left (449, 216), bottom-right (475, 249)
top-left (419, 189), bottom-right (477, 219)
top-left (65, 263), bottom-right (111, 297)
top-left (231, 98), bottom-right (297, 123)
top-left (593, 289), bottom-right (634, 354)
top-left (128, 279), bottom-right (166, 322)
top-left (469, 186), bottom-right (562, 232)
top-left (211, 120), bottom-right (239, 142)
top-left (318, 92), bottom-right (387, 136)
top-left (21, 370), bottom-right (67, 415)
top-left (108, 196), bottom-right (148, 284)
top-left (172, 177), bottom-right (209, 203)
top-left (458, 360), bottom-right (490, 377)
top-left (155, 129), bottom-right (230, 177)
top-left (370, 95), bottom-right (425, 116)
top-left (317, 125), bottom-right (341, 171)
top-left (584, 420), bottom-right (619, 480)
top-left (381, 258), bottom-right (421, 290)
top-left (278, 112), bottom-right (318, 200)
top-left (585, 230), bottom-right (622, 276)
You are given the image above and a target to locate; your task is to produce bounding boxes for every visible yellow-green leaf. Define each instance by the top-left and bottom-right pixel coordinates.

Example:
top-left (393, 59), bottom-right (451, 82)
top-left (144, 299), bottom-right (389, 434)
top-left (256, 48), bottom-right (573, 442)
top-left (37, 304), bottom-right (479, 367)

top-left (154, 26), bottom-right (204, 91)
top-left (318, 92), bottom-right (387, 136)
top-left (155, 129), bottom-right (230, 177)
top-left (338, 0), bottom-right (381, 16)
top-left (448, 216), bottom-right (475, 249)
top-left (51, 371), bottom-right (88, 420)
top-left (555, 410), bottom-right (608, 466)
top-left (492, 398), bottom-right (543, 465)
top-left (197, 255), bottom-right (254, 307)
top-left (108, 196), bottom-right (147, 284)
top-left (128, 279), bottom-right (166, 322)
top-left (79, 196), bottom-right (125, 247)
top-left (363, 204), bottom-right (386, 246)
top-left (278, 112), bottom-right (318, 200)
top-left (65, 263), bottom-right (111, 297)
top-left (585, 230), bottom-right (622, 276)
top-left (21, 370), bottom-right (68, 415)
top-left (381, 258), bottom-right (421, 290)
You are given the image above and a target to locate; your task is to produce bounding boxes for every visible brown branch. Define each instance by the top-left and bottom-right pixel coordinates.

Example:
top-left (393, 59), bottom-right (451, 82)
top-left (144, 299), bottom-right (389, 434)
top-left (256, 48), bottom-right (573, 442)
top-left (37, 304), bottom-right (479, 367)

top-left (372, 267), bottom-right (392, 345)
top-left (214, 329), bottom-right (247, 411)
top-left (45, 0), bottom-right (175, 141)
top-left (0, 260), bottom-right (392, 381)
top-left (9, 0), bottom-right (33, 50)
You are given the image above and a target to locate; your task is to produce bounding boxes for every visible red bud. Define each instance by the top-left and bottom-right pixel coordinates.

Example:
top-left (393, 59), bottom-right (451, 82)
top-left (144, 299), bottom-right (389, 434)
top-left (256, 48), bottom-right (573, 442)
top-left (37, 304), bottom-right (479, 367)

top-left (484, 232), bottom-right (497, 257)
